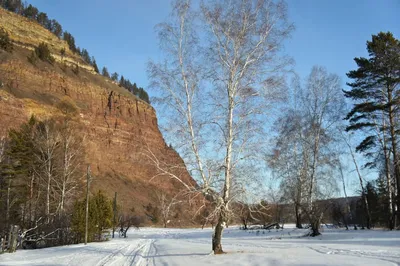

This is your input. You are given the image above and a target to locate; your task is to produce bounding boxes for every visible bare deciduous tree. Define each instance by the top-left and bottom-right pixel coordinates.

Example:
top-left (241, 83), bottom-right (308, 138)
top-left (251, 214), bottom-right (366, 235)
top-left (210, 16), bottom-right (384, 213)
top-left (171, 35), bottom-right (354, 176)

top-left (55, 123), bottom-right (84, 214)
top-left (156, 191), bottom-right (181, 228)
top-left (271, 66), bottom-right (345, 236)
top-left (34, 120), bottom-right (60, 221)
top-left (148, 0), bottom-right (292, 253)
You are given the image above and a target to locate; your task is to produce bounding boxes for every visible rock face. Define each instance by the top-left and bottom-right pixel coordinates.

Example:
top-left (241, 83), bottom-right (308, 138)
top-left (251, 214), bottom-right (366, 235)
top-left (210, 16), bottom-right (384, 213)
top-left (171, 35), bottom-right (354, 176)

top-left (0, 8), bottom-right (197, 223)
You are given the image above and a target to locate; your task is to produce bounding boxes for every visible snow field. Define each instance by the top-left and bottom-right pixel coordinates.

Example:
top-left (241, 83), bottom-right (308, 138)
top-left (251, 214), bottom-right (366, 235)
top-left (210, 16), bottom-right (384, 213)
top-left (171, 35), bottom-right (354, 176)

top-left (1, 225), bottom-right (400, 265)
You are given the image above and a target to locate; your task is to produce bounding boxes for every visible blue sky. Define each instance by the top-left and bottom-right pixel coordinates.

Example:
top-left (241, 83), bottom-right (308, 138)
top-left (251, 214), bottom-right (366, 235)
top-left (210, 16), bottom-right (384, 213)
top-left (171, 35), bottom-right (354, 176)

top-left (29, 0), bottom-right (399, 89)
top-left (29, 0), bottom-right (399, 195)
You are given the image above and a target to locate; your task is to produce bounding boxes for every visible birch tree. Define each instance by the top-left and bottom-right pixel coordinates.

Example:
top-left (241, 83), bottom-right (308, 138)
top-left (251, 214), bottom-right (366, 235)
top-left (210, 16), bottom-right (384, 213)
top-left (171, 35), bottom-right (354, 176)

top-left (148, 0), bottom-right (292, 253)
top-left (55, 123), bottom-right (84, 214)
top-left (271, 66), bottom-right (345, 236)
top-left (156, 191), bottom-right (182, 228)
top-left (34, 120), bottom-right (60, 221)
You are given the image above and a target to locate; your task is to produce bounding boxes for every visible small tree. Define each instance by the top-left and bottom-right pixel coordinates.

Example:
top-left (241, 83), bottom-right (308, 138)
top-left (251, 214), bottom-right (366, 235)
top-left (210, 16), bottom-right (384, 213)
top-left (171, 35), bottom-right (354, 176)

top-left (35, 42), bottom-right (54, 63)
top-left (63, 31), bottom-right (77, 53)
top-left (111, 72), bottom-right (119, 82)
top-left (72, 64), bottom-right (79, 75)
top-left (118, 208), bottom-right (143, 238)
top-left (36, 12), bottom-right (49, 27)
top-left (91, 58), bottom-right (99, 73)
top-left (156, 192), bottom-right (181, 228)
top-left (81, 49), bottom-right (91, 64)
top-left (23, 4), bottom-right (39, 20)
top-left (71, 190), bottom-right (113, 242)
top-left (0, 27), bottom-right (13, 53)
top-left (50, 20), bottom-right (63, 38)
top-left (102, 67), bottom-right (110, 78)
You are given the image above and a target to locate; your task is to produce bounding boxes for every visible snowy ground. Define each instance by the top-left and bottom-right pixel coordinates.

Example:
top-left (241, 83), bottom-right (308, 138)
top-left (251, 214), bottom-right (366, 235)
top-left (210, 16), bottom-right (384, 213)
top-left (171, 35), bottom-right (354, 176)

top-left (1, 225), bottom-right (400, 266)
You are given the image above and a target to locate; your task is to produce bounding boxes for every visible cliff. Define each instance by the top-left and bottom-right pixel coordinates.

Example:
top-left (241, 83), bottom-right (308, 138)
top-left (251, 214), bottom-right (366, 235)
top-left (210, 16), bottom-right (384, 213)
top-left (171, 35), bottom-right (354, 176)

top-left (0, 8), bottom-right (197, 223)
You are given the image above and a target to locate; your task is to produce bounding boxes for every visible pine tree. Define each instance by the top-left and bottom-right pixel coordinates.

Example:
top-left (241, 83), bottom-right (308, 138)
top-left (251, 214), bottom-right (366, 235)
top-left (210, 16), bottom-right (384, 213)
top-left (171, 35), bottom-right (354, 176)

top-left (119, 75), bottom-right (125, 87)
top-left (91, 57), bottom-right (99, 73)
top-left (3, 0), bottom-right (23, 13)
top-left (375, 173), bottom-right (390, 227)
top-left (50, 20), bottom-right (63, 38)
top-left (2, 116), bottom-right (39, 228)
top-left (81, 49), bottom-right (91, 65)
top-left (36, 12), bottom-right (49, 27)
top-left (111, 72), bottom-right (119, 82)
top-left (63, 32), bottom-right (77, 53)
top-left (101, 67), bottom-right (110, 78)
top-left (23, 4), bottom-right (39, 20)
top-left (344, 32), bottom-right (400, 228)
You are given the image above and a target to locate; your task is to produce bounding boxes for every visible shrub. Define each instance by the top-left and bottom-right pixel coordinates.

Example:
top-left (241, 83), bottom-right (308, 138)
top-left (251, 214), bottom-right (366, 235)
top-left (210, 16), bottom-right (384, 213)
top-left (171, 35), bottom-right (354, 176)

top-left (72, 64), bottom-right (79, 75)
top-left (0, 27), bottom-right (13, 53)
top-left (35, 42), bottom-right (54, 63)
top-left (27, 51), bottom-right (37, 65)
top-left (60, 61), bottom-right (68, 72)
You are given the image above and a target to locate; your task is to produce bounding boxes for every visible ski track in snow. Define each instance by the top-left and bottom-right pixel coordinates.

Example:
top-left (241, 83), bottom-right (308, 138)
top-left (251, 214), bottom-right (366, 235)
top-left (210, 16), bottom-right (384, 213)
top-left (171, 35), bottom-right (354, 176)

top-left (1, 226), bottom-right (400, 266)
top-left (307, 245), bottom-right (400, 266)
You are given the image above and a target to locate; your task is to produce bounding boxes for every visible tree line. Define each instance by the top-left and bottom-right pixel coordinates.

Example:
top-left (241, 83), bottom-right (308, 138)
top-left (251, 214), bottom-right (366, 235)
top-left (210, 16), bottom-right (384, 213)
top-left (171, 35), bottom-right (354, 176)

top-left (0, 0), bottom-right (150, 104)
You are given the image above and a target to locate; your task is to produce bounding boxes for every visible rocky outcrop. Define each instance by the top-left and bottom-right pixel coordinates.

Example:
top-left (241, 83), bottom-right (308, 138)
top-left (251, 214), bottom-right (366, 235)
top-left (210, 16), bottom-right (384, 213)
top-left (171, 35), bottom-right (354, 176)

top-left (0, 8), bottom-right (197, 222)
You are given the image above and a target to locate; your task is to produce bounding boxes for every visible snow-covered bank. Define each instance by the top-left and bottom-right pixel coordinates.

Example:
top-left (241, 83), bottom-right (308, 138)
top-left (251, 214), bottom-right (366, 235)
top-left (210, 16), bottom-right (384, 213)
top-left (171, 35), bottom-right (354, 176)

top-left (1, 226), bottom-right (400, 265)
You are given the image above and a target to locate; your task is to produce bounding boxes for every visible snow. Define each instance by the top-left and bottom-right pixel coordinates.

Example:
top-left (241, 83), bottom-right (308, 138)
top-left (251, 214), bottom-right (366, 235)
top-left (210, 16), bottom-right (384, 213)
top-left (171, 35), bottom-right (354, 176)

top-left (1, 225), bottom-right (400, 266)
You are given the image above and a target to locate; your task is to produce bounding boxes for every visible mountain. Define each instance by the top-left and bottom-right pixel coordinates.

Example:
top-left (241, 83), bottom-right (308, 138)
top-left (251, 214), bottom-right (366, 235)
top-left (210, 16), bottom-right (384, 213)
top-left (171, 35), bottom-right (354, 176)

top-left (0, 7), bottom-right (197, 224)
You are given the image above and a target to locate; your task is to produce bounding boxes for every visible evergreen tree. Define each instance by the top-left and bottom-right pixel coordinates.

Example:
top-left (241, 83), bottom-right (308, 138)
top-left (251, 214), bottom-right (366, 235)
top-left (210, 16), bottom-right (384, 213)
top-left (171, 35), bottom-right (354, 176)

top-left (101, 67), bottom-right (110, 78)
top-left (364, 182), bottom-right (378, 227)
top-left (63, 31), bottom-right (77, 53)
top-left (91, 57), bottom-right (99, 73)
top-left (81, 49), bottom-right (91, 64)
top-left (1, 116), bottom-right (38, 228)
top-left (375, 173), bottom-right (390, 227)
top-left (344, 32), bottom-right (400, 228)
top-left (119, 75), bottom-right (125, 87)
top-left (3, 0), bottom-right (23, 13)
top-left (22, 4), bottom-right (38, 20)
top-left (111, 72), bottom-right (119, 82)
top-left (50, 19), bottom-right (63, 38)
top-left (34, 42), bottom-right (54, 63)
top-left (36, 12), bottom-right (49, 27)
top-left (71, 191), bottom-right (113, 242)
top-left (132, 83), bottom-right (138, 95)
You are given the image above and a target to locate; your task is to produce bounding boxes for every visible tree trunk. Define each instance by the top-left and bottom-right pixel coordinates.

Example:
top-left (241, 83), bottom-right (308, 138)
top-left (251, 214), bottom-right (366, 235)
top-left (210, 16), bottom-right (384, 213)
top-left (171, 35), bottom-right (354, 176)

top-left (310, 218), bottom-right (321, 236)
top-left (347, 140), bottom-right (371, 229)
top-left (295, 203), bottom-right (302, 229)
top-left (309, 212), bottom-right (322, 236)
top-left (384, 146), bottom-right (394, 230)
top-left (380, 113), bottom-right (395, 230)
top-left (242, 219), bottom-right (248, 230)
top-left (338, 159), bottom-right (352, 229)
top-left (212, 216), bottom-right (225, 254)
top-left (8, 225), bottom-right (19, 253)
top-left (46, 170), bottom-right (51, 221)
top-left (29, 174), bottom-right (34, 227)
top-left (387, 95), bottom-right (400, 226)
top-left (6, 179), bottom-right (11, 227)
